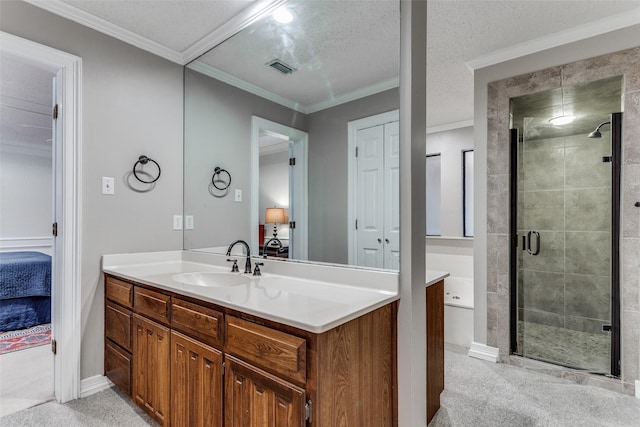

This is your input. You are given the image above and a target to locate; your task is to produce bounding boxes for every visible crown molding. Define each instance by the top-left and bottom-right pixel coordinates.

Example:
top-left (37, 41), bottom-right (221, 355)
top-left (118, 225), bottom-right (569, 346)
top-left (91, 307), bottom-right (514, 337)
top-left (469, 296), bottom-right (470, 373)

top-left (189, 61), bottom-right (303, 112)
top-left (22, 0), bottom-right (184, 64)
top-left (182, 0), bottom-right (288, 64)
top-left (189, 61), bottom-right (399, 115)
top-left (466, 8), bottom-right (640, 71)
top-left (426, 120), bottom-right (474, 134)
top-left (305, 77), bottom-right (399, 114)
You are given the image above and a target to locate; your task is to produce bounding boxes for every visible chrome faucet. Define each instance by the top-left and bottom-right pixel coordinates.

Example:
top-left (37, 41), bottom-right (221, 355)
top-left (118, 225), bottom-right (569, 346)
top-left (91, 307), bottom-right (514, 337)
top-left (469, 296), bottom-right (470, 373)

top-left (262, 237), bottom-right (283, 258)
top-left (226, 240), bottom-right (252, 274)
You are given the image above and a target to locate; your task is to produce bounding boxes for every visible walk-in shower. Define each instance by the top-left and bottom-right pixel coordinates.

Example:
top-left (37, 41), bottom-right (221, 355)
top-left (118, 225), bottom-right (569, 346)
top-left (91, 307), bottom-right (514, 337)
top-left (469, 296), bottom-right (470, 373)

top-left (509, 75), bottom-right (623, 376)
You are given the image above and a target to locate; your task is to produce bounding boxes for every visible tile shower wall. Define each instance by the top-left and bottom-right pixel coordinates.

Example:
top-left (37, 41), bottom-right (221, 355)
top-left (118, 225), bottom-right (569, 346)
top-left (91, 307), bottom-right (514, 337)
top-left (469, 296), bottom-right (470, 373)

top-left (518, 132), bottom-right (612, 337)
top-left (486, 46), bottom-right (640, 394)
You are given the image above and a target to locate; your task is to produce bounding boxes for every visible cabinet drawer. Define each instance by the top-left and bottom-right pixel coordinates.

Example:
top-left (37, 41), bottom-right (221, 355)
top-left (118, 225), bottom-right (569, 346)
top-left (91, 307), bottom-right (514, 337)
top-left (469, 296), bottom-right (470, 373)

top-left (134, 287), bottom-right (170, 324)
top-left (105, 276), bottom-right (133, 308)
top-left (106, 301), bottom-right (132, 352)
top-left (105, 340), bottom-right (132, 396)
top-left (172, 298), bottom-right (223, 347)
top-left (226, 316), bottom-right (306, 385)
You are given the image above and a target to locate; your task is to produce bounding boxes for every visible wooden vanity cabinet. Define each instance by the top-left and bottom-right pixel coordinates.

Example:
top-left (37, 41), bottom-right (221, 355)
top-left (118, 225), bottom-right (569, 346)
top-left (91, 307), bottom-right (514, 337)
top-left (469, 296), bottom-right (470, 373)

top-left (426, 279), bottom-right (445, 423)
top-left (104, 273), bottom-right (398, 426)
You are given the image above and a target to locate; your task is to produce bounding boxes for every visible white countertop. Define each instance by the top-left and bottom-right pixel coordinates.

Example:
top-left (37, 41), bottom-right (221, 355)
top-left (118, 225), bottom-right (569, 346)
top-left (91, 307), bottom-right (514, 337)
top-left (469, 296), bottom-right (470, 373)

top-left (426, 270), bottom-right (449, 287)
top-left (103, 250), bottom-right (399, 334)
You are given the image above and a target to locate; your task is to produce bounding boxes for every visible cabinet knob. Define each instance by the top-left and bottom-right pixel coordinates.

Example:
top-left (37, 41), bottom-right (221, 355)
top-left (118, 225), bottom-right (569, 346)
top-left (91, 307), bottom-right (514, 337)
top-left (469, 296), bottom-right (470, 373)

top-left (385, 238), bottom-right (390, 244)
top-left (377, 238), bottom-right (382, 244)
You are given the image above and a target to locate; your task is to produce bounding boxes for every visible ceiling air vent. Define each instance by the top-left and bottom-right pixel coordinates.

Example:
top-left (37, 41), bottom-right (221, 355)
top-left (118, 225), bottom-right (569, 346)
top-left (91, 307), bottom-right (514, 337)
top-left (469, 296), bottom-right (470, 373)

top-left (267, 59), bottom-right (296, 75)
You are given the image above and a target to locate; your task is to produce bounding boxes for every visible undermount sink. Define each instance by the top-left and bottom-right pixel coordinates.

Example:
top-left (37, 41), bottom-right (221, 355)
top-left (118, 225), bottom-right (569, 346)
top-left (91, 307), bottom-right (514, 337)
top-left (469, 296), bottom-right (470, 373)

top-left (172, 272), bottom-right (252, 287)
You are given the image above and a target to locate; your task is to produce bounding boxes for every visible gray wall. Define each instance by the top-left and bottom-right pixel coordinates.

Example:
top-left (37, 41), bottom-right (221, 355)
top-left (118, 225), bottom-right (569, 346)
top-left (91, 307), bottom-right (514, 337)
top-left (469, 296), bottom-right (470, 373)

top-left (259, 150), bottom-right (290, 241)
top-left (183, 68), bottom-right (307, 250)
top-left (307, 89), bottom-right (399, 264)
top-left (0, 149), bottom-right (52, 239)
top-left (1, 1), bottom-right (184, 380)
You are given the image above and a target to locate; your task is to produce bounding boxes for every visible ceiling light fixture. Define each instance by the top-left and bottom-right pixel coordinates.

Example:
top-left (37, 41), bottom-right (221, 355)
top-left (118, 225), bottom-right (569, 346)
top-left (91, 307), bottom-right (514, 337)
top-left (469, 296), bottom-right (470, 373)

top-left (548, 86), bottom-right (575, 126)
top-left (273, 6), bottom-right (294, 24)
top-left (548, 115), bottom-right (576, 126)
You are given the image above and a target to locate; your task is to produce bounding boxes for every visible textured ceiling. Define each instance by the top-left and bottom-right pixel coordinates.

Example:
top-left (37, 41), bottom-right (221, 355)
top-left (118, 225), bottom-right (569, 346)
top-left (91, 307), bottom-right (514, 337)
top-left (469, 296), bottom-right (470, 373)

top-left (10, 0), bottom-right (640, 129)
top-left (0, 53), bottom-right (54, 149)
top-left (193, 0), bottom-right (399, 111)
top-left (61, 0), bottom-right (254, 52)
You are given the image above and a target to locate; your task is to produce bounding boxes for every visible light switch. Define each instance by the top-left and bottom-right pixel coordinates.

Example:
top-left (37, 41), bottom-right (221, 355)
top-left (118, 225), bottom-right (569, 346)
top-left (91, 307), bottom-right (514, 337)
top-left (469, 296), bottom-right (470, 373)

top-left (102, 177), bottom-right (114, 195)
top-left (173, 215), bottom-right (183, 230)
top-left (235, 189), bottom-right (242, 202)
top-left (185, 215), bottom-right (194, 230)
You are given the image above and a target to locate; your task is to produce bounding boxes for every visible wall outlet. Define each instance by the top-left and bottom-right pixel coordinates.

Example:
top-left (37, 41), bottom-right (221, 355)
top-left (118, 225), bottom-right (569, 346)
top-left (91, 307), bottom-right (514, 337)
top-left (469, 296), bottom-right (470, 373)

top-left (235, 189), bottom-right (242, 202)
top-left (173, 215), bottom-right (183, 230)
top-left (102, 177), bottom-right (115, 195)
top-left (185, 215), bottom-right (194, 230)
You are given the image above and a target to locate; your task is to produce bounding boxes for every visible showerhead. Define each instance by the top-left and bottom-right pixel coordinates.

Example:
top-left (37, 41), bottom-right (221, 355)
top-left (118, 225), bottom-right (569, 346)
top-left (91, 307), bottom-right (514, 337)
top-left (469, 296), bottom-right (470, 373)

top-left (587, 121), bottom-right (610, 138)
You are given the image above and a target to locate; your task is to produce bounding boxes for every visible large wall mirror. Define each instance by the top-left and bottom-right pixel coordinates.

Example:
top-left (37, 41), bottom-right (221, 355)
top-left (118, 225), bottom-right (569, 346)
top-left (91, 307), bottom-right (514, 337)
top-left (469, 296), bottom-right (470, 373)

top-left (184, 0), bottom-right (400, 269)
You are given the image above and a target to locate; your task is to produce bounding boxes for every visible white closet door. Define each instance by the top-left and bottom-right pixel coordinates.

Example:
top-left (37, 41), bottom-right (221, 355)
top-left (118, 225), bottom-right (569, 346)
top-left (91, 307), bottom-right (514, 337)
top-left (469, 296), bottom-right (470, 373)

top-left (356, 125), bottom-right (385, 268)
top-left (383, 121), bottom-right (400, 270)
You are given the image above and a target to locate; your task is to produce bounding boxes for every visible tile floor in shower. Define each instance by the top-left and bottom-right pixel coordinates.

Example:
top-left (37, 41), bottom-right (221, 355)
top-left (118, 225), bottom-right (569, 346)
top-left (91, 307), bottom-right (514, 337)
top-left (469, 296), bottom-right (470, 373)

top-left (516, 320), bottom-right (610, 374)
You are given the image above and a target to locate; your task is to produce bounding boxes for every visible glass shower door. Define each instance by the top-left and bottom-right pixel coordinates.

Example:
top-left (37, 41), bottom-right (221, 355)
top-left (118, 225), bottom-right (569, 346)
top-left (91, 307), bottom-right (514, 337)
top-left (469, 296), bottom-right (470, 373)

top-left (514, 116), bottom-right (615, 374)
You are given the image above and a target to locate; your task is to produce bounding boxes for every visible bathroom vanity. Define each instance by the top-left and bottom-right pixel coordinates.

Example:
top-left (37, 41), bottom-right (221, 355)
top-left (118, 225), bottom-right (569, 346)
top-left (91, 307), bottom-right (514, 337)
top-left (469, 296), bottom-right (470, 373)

top-left (425, 271), bottom-right (449, 423)
top-left (103, 251), bottom-right (399, 426)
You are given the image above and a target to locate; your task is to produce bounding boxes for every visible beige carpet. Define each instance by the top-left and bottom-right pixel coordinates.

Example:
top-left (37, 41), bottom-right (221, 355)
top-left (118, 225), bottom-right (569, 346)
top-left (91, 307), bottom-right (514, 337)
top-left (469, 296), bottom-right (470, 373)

top-left (0, 343), bottom-right (54, 417)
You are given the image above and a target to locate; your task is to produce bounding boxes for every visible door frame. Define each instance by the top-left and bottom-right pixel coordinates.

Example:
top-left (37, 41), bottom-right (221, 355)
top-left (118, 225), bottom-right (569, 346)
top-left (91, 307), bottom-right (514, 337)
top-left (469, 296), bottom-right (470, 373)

top-left (347, 109), bottom-right (399, 266)
top-left (250, 116), bottom-right (308, 260)
top-left (1, 32), bottom-right (83, 402)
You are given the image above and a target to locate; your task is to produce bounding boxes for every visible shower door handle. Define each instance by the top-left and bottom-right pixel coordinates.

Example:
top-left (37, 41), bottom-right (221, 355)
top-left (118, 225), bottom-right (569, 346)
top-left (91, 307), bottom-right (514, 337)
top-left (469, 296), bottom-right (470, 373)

top-left (527, 231), bottom-right (541, 256)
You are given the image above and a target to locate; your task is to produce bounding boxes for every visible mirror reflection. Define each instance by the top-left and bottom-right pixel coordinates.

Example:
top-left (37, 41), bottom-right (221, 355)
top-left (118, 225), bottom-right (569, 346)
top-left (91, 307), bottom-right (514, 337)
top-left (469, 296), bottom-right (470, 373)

top-left (184, 0), bottom-right (400, 270)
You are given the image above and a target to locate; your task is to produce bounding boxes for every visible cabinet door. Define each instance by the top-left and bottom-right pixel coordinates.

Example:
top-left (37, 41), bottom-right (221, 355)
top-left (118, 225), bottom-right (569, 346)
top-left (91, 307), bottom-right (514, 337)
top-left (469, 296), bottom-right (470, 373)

top-left (225, 355), bottom-right (306, 427)
top-left (171, 331), bottom-right (223, 427)
top-left (105, 340), bottom-right (131, 396)
top-left (132, 314), bottom-right (170, 426)
top-left (105, 301), bottom-right (132, 352)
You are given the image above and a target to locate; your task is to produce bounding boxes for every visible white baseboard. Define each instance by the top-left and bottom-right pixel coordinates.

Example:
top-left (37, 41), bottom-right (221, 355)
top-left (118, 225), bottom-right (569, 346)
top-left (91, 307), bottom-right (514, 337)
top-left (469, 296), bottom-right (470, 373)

top-left (468, 341), bottom-right (499, 363)
top-left (80, 375), bottom-right (112, 398)
top-left (636, 380), bottom-right (640, 399)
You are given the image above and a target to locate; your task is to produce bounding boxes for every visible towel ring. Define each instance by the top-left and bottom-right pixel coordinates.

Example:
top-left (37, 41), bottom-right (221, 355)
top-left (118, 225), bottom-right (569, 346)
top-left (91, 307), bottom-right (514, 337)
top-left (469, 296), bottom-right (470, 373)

top-left (211, 167), bottom-right (231, 191)
top-left (133, 155), bottom-right (161, 184)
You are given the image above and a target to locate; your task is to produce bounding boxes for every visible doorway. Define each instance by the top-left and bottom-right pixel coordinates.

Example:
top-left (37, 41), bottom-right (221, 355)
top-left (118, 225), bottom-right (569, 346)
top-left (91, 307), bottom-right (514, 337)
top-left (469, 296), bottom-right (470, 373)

top-left (250, 116), bottom-right (308, 260)
top-left (0, 52), bottom-right (55, 416)
top-left (1, 31), bottom-right (82, 404)
top-left (509, 76), bottom-right (622, 376)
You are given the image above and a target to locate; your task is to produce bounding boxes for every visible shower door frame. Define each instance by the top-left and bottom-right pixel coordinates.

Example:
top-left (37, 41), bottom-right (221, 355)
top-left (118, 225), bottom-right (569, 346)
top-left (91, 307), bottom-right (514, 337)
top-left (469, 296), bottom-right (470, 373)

top-left (509, 112), bottom-right (622, 377)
